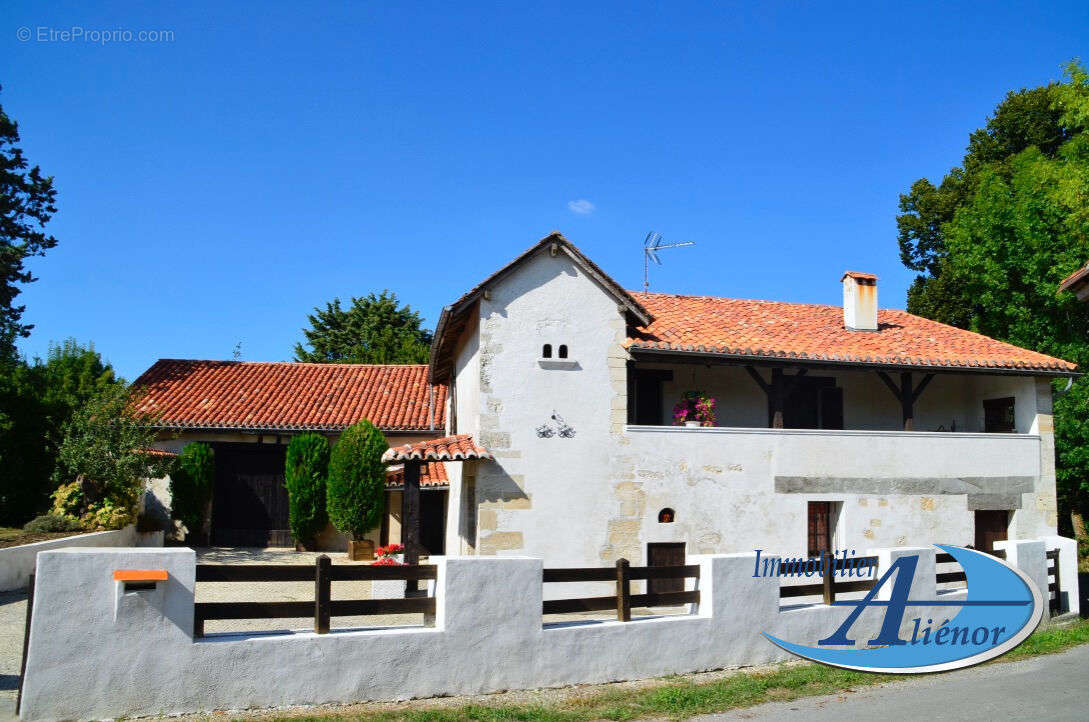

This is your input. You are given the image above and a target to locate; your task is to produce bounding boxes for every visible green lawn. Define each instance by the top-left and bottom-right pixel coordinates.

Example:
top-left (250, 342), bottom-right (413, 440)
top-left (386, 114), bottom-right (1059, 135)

top-left (236, 619), bottom-right (1089, 722)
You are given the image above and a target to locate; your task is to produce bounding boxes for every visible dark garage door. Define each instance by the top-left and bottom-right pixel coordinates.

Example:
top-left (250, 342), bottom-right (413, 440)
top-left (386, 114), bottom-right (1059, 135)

top-left (211, 443), bottom-right (291, 547)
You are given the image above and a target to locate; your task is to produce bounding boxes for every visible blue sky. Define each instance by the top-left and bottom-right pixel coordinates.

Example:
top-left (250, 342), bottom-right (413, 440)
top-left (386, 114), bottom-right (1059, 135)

top-left (4, 2), bottom-right (1087, 380)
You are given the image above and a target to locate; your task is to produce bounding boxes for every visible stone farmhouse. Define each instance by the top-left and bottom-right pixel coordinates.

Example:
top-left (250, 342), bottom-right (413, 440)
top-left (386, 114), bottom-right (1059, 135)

top-left (135, 232), bottom-right (1078, 569)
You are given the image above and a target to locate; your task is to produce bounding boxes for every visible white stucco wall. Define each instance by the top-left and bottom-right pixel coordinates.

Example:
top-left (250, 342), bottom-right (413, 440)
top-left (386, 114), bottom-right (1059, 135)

top-left (619, 425), bottom-right (1051, 562)
top-left (19, 542), bottom-right (1069, 720)
top-left (452, 249), bottom-right (630, 574)
top-left (0, 526), bottom-right (162, 592)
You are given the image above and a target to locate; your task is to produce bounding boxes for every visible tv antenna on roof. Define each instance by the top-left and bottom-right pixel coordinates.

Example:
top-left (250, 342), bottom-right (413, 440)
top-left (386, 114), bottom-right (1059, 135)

top-left (643, 231), bottom-right (695, 294)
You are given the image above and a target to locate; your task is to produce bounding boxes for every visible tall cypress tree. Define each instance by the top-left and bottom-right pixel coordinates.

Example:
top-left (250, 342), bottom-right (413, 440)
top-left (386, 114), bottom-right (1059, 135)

top-left (326, 420), bottom-right (387, 540)
top-left (285, 433), bottom-right (330, 548)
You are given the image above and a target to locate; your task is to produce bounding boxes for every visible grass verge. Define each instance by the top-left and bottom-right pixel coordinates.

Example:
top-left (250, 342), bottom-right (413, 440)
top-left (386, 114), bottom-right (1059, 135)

top-left (242, 619), bottom-right (1089, 722)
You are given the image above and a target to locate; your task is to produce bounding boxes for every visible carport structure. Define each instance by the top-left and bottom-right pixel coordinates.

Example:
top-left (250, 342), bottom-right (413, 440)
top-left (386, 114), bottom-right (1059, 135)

top-left (382, 434), bottom-right (491, 574)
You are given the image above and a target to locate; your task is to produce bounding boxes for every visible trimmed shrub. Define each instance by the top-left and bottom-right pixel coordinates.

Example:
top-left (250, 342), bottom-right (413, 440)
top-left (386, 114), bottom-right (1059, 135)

top-left (327, 420), bottom-right (388, 540)
top-left (169, 443), bottom-right (215, 540)
top-left (285, 433), bottom-right (330, 547)
top-left (49, 386), bottom-right (170, 531)
top-left (23, 513), bottom-right (83, 533)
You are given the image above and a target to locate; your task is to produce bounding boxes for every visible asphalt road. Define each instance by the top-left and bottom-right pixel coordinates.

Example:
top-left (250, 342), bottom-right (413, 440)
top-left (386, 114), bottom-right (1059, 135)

top-left (0, 590), bottom-right (24, 721)
top-left (698, 641), bottom-right (1089, 722)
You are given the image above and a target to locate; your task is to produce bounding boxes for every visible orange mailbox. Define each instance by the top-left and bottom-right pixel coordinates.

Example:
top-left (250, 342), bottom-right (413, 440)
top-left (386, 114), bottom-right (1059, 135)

top-left (113, 569), bottom-right (168, 591)
top-left (113, 569), bottom-right (169, 582)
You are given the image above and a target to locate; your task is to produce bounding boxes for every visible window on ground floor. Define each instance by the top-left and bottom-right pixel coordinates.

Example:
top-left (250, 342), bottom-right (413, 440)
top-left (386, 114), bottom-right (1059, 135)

top-left (807, 501), bottom-right (840, 558)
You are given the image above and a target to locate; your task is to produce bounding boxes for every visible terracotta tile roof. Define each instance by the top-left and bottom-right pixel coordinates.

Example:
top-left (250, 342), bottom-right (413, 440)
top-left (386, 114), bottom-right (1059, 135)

top-left (139, 447), bottom-right (178, 458)
top-left (132, 360), bottom-right (447, 431)
top-left (381, 434), bottom-right (491, 462)
top-left (626, 292), bottom-right (1077, 373)
top-left (385, 462), bottom-right (449, 489)
top-left (1059, 262), bottom-right (1089, 294)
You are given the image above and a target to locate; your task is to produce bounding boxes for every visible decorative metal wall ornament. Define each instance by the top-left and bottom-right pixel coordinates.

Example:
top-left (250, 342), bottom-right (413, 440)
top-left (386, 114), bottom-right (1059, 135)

top-left (535, 411), bottom-right (576, 438)
top-left (553, 412), bottom-right (576, 438)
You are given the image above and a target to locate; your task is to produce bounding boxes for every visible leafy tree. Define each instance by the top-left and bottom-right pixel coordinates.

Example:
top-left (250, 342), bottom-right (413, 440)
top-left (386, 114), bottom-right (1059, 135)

top-left (0, 361), bottom-right (52, 524)
top-left (897, 83), bottom-right (1072, 324)
top-left (50, 386), bottom-right (168, 530)
top-left (168, 442), bottom-right (215, 541)
top-left (294, 291), bottom-right (433, 364)
top-left (0, 340), bottom-right (121, 524)
top-left (36, 338), bottom-right (118, 411)
top-left (326, 420), bottom-right (387, 540)
top-left (285, 433), bottom-right (330, 548)
top-left (894, 61), bottom-right (1089, 529)
top-left (0, 89), bottom-right (59, 360)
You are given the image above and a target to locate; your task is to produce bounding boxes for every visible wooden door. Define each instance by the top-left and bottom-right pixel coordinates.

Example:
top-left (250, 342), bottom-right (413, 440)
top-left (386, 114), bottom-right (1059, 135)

top-left (647, 542), bottom-right (686, 594)
top-left (783, 377), bottom-right (841, 429)
top-left (974, 510), bottom-right (1009, 554)
top-left (630, 369), bottom-right (673, 425)
top-left (210, 443), bottom-right (291, 547)
top-left (808, 501), bottom-right (832, 558)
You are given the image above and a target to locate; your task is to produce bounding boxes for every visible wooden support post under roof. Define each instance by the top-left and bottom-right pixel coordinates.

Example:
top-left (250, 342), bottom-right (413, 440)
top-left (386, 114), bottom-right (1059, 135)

top-left (402, 460), bottom-right (421, 595)
top-left (771, 369), bottom-right (785, 429)
top-left (876, 370), bottom-right (935, 431)
top-left (745, 366), bottom-right (807, 429)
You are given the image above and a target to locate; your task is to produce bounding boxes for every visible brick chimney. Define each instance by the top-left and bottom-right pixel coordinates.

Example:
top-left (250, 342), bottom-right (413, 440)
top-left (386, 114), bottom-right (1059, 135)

top-left (841, 271), bottom-right (878, 331)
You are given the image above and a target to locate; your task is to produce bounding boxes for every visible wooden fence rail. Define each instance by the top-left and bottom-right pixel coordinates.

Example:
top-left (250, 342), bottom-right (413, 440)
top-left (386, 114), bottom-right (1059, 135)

top-left (1046, 548), bottom-right (1061, 615)
top-left (938, 547), bottom-right (1060, 614)
top-left (542, 559), bottom-right (700, 621)
top-left (778, 556), bottom-right (879, 604)
top-left (193, 555), bottom-right (437, 636)
top-left (935, 552), bottom-right (968, 585)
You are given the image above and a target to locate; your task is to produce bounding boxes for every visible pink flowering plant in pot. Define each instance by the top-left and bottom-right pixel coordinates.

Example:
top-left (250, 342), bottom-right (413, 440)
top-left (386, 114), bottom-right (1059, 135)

top-left (672, 390), bottom-right (717, 427)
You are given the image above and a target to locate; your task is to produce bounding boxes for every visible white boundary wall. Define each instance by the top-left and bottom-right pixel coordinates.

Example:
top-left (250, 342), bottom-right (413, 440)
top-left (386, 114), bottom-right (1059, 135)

top-left (0, 526), bottom-right (162, 592)
top-left (19, 541), bottom-right (1077, 720)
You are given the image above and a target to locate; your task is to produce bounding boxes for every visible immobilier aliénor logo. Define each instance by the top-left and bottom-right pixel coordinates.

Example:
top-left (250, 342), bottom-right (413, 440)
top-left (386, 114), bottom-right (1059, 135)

top-left (759, 545), bottom-right (1043, 673)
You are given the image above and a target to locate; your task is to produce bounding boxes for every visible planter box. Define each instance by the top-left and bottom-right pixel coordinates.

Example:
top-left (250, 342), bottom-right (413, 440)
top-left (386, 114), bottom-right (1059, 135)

top-left (347, 539), bottom-right (374, 561)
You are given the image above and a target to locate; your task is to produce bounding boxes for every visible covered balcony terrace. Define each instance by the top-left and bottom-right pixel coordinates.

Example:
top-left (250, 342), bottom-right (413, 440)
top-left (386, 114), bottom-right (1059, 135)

top-left (626, 354), bottom-right (1053, 435)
